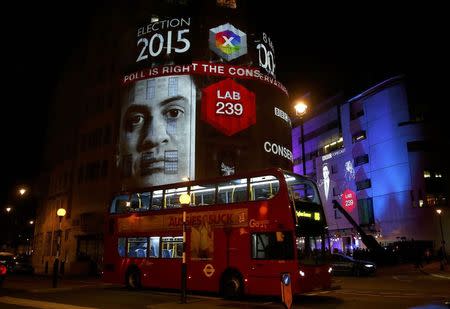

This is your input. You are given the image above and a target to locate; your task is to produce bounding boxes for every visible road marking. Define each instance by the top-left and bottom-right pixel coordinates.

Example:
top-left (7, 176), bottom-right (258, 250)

top-left (429, 273), bottom-right (450, 280)
top-left (0, 296), bottom-right (99, 309)
top-left (336, 290), bottom-right (446, 299)
top-left (392, 275), bottom-right (412, 282)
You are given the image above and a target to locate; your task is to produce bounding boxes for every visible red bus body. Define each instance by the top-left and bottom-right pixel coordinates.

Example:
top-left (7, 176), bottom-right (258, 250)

top-left (103, 168), bottom-right (332, 296)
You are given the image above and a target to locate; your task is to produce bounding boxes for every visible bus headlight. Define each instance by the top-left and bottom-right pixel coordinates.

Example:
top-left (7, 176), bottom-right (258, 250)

top-left (328, 267), bottom-right (333, 273)
top-left (299, 270), bottom-right (305, 277)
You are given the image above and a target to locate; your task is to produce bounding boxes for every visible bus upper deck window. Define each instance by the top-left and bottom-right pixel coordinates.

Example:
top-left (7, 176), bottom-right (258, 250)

top-left (111, 194), bottom-right (130, 214)
top-left (250, 176), bottom-right (279, 201)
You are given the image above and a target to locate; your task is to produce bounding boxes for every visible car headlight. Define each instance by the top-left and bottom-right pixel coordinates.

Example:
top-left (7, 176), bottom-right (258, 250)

top-left (299, 270), bottom-right (305, 277)
top-left (364, 264), bottom-right (374, 268)
top-left (328, 267), bottom-right (333, 273)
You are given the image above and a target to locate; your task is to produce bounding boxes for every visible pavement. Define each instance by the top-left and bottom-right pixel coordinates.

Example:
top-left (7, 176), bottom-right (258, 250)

top-left (1, 274), bottom-right (114, 293)
top-left (419, 260), bottom-right (450, 279)
top-left (2, 260), bottom-right (450, 293)
top-left (376, 260), bottom-right (450, 279)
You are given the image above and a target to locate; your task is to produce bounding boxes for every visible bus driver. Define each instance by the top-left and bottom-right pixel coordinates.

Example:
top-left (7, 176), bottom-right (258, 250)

top-left (118, 75), bottom-right (196, 189)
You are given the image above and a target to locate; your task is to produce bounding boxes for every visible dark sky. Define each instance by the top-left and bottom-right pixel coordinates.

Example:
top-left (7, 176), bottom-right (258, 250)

top-left (2, 2), bottom-right (445, 204)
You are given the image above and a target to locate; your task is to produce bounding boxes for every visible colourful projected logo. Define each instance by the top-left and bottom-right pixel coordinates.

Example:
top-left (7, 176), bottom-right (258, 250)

top-left (215, 30), bottom-right (241, 55)
top-left (209, 23), bottom-right (247, 61)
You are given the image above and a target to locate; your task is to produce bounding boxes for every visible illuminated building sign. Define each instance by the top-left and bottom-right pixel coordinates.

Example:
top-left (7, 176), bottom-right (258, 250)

top-left (264, 141), bottom-right (293, 162)
top-left (342, 189), bottom-right (356, 212)
top-left (118, 11), bottom-right (292, 190)
top-left (274, 107), bottom-right (291, 125)
top-left (256, 32), bottom-right (276, 77)
top-left (209, 23), bottom-right (247, 61)
top-left (201, 78), bottom-right (256, 136)
top-left (136, 17), bottom-right (191, 63)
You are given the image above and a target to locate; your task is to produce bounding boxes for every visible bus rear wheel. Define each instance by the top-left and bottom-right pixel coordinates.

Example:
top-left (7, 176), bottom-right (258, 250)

top-left (125, 267), bottom-right (142, 290)
top-left (221, 271), bottom-right (244, 299)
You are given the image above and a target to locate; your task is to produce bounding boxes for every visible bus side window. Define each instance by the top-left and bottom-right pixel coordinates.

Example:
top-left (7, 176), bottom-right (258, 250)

top-left (130, 193), bottom-right (141, 211)
top-left (118, 237), bottom-right (126, 257)
top-left (218, 178), bottom-right (247, 204)
top-left (190, 184), bottom-right (216, 206)
top-left (161, 236), bottom-right (183, 259)
top-left (149, 237), bottom-right (160, 258)
top-left (151, 190), bottom-right (163, 210)
top-left (127, 237), bottom-right (148, 258)
top-left (111, 194), bottom-right (130, 214)
top-left (250, 176), bottom-right (280, 201)
top-left (138, 192), bottom-right (151, 211)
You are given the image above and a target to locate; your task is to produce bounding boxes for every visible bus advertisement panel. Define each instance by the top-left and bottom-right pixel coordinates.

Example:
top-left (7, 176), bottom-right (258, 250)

top-left (103, 168), bottom-right (332, 297)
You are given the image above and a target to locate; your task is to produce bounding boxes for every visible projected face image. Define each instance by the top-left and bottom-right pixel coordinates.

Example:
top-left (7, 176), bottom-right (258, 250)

top-left (322, 164), bottom-right (330, 181)
top-left (119, 75), bottom-right (196, 188)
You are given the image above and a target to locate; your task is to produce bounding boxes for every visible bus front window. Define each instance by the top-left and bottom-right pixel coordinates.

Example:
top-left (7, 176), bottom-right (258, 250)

top-left (284, 172), bottom-right (328, 265)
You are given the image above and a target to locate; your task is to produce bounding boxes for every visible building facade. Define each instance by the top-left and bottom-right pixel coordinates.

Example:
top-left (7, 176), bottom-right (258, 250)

top-left (292, 76), bottom-right (449, 254)
top-left (33, 0), bottom-right (293, 275)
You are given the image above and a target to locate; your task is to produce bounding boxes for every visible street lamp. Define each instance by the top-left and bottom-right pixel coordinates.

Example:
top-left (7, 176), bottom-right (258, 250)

top-left (6, 207), bottom-right (12, 213)
top-left (294, 100), bottom-right (308, 175)
top-left (18, 187), bottom-right (27, 196)
top-left (436, 209), bottom-right (447, 270)
top-left (179, 193), bottom-right (190, 303)
top-left (53, 208), bottom-right (66, 288)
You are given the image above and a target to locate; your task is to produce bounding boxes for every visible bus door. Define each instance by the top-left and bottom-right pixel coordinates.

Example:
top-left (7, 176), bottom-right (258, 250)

top-left (248, 231), bottom-right (295, 295)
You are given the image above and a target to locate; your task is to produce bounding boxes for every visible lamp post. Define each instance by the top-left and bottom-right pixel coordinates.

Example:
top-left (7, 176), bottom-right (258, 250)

top-left (179, 193), bottom-right (190, 304)
top-left (53, 208), bottom-right (66, 288)
top-left (436, 209), bottom-right (447, 270)
top-left (295, 101), bottom-right (308, 175)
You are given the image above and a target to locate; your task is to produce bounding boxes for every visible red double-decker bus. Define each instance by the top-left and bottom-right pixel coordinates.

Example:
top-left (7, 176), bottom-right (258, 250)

top-left (103, 168), bottom-right (332, 297)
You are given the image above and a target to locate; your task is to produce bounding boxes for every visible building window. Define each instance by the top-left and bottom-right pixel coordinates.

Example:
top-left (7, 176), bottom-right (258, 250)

top-left (334, 209), bottom-right (341, 219)
top-left (407, 140), bottom-right (430, 152)
top-left (350, 100), bottom-right (364, 120)
top-left (65, 229), bottom-right (71, 242)
top-left (350, 109), bottom-right (365, 120)
top-left (354, 154), bottom-right (369, 167)
top-left (358, 198), bottom-right (374, 225)
top-left (322, 137), bottom-right (343, 155)
top-left (44, 232), bottom-right (52, 256)
top-left (103, 125), bottom-right (111, 144)
top-left (101, 160), bottom-right (108, 177)
top-left (331, 164), bottom-right (338, 174)
top-left (356, 179), bottom-right (371, 191)
top-left (122, 155), bottom-right (132, 177)
top-left (352, 131), bottom-right (366, 143)
top-left (332, 187), bottom-right (339, 196)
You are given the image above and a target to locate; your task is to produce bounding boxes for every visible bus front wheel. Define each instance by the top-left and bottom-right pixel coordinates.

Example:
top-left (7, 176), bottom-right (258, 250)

top-left (221, 271), bottom-right (244, 299)
top-left (125, 267), bottom-right (142, 290)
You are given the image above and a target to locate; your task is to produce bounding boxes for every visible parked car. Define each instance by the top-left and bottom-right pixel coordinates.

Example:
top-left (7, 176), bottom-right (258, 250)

top-left (0, 252), bottom-right (15, 273)
top-left (12, 255), bottom-right (34, 274)
top-left (330, 253), bottom-right (377, 276)
top-left (0, 263), bottom-right (6, 286)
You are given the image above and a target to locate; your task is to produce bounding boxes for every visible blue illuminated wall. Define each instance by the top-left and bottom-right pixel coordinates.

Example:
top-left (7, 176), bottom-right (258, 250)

top-left (292, 76), bottom-right (443, 247)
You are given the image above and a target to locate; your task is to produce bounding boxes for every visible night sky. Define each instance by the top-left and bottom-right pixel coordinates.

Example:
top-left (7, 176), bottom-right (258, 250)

top-left (2, 2), bottom-right (445, 205)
